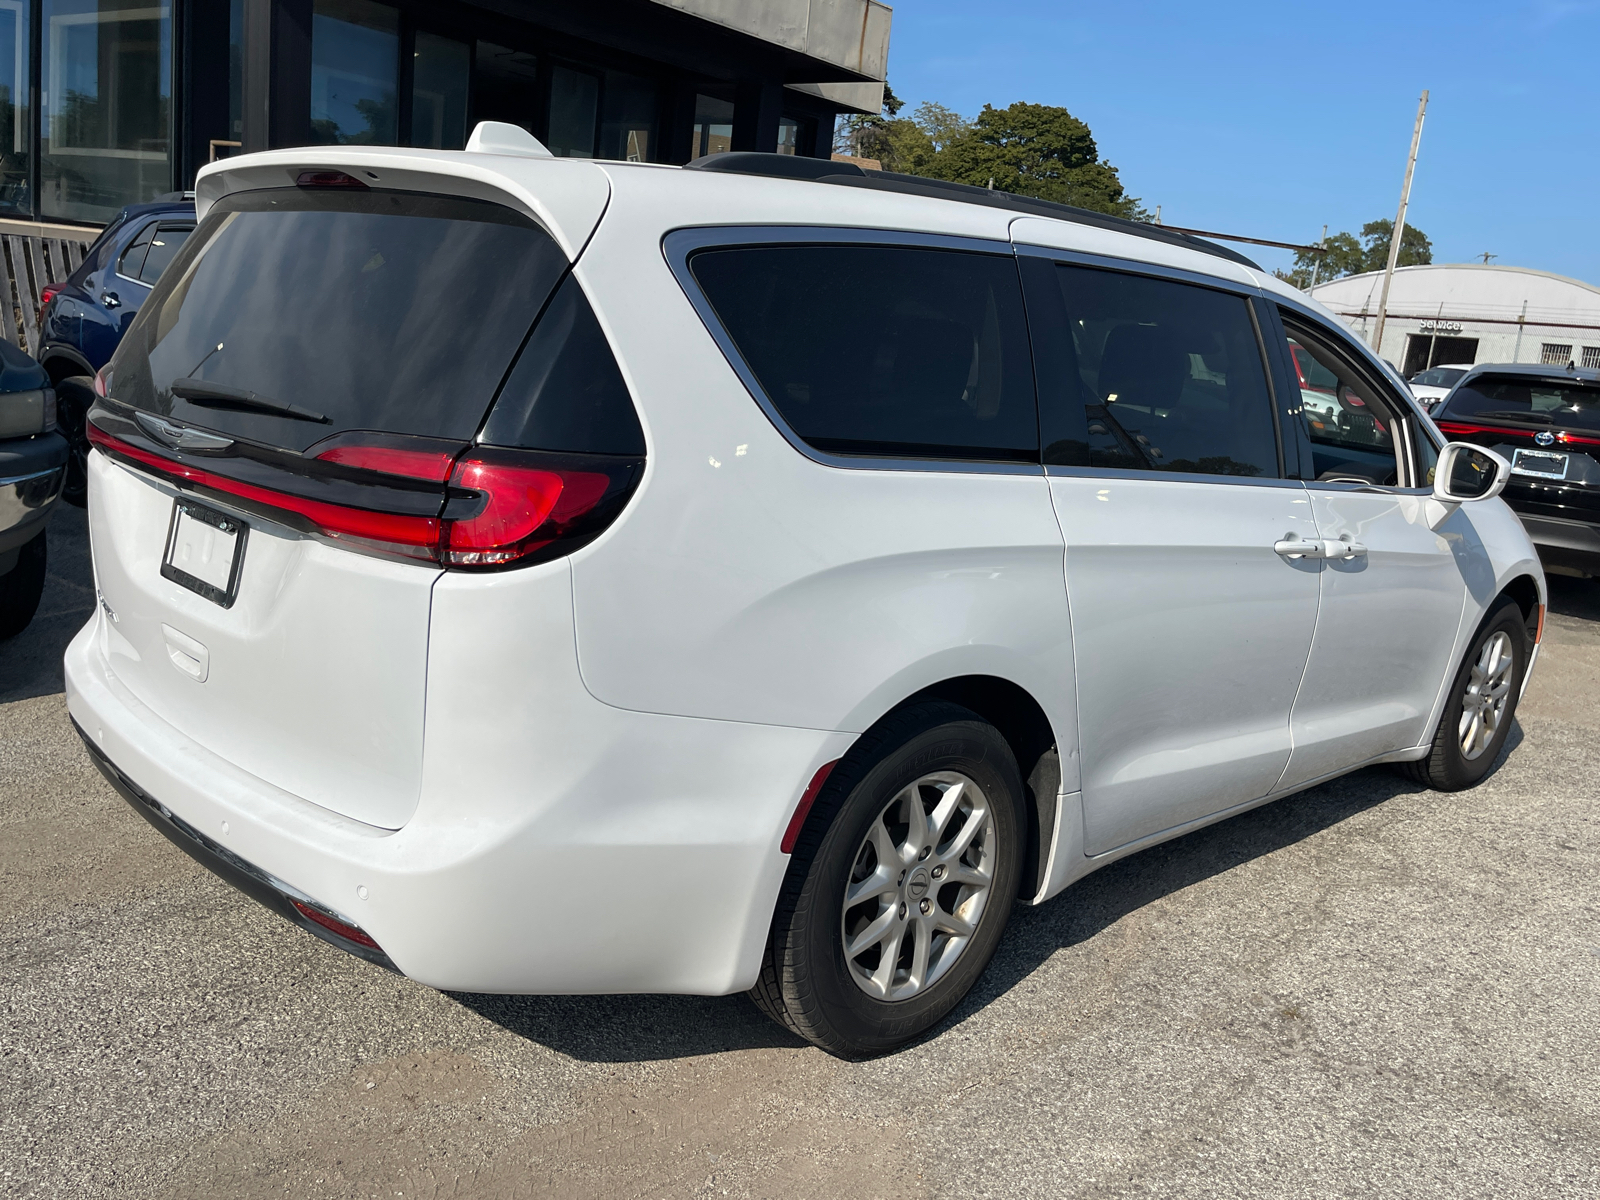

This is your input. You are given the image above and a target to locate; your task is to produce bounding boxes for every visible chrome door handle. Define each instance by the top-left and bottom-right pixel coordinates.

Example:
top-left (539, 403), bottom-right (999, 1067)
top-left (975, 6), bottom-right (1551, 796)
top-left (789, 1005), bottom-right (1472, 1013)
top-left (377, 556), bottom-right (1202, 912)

top-left (1274, 536), bottom-right (1324, 559)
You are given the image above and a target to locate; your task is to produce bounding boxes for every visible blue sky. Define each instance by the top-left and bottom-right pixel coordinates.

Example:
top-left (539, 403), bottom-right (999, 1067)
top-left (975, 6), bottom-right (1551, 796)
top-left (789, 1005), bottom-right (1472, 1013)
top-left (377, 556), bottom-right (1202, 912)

top-left (885, 1), bottom-right (1600, 284)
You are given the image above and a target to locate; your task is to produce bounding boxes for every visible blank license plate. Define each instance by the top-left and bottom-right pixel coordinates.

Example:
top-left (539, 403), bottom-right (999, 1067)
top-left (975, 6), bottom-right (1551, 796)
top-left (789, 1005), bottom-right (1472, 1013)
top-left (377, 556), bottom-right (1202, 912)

top-left (1511, 449), bottom-right (1570, 480)
top-left (161, 499), bottom-right (248, 608)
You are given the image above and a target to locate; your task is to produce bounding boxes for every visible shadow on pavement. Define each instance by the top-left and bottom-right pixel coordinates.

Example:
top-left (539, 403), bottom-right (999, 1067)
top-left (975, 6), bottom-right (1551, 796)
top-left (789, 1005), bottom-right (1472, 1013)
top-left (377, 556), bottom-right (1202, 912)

top-left (1545, 573), bottom-right (1600, 623)
top-left (0, 503), bottom-right (93, 704)
top-left (450, 989), bottom-right (807, 1061)
top-left (455, 729), bottom-right (1523, 1064)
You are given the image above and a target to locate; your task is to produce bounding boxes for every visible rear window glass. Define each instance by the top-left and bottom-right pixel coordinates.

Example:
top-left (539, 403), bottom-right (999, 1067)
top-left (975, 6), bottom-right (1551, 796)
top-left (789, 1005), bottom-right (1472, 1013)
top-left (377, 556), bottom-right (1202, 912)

top-left (689, 244), bottom-right (1037, 462)
top-left (1441, 377), bottom-right (1600, 432)
top-left (1411, 367), bottom-right (1466, 389)
top-left (107, 187), bottom-right (569, 453)
top-left (1032, 264), bottom-right (1279, 478)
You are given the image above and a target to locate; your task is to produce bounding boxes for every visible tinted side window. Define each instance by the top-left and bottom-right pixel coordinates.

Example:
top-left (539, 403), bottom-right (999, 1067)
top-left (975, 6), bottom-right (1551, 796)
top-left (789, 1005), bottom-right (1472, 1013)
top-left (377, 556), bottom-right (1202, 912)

top-left (137, 224), bottom-right (193, 284)
top-left (1034, 264), bottom-right (1279, 478)
top-left (117, 221), bottom-right (156, 280)
top-left (1282, 318), bottom-right (1403, 486)
top-left (480, 274), bottom-right (645, 455)
top-left (690, 244), bottom-right (1037, 462)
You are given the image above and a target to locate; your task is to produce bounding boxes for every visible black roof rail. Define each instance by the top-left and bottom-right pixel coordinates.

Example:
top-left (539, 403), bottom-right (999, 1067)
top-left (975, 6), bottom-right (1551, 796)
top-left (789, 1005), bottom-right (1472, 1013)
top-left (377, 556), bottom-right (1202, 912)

top-left (684, 151), bottom-right (1261, 271)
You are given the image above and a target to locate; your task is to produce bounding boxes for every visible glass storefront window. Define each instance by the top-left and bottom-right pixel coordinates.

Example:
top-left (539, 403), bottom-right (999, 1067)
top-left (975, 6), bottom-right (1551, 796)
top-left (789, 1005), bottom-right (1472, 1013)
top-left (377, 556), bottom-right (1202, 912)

top-left (227, 0), bottom-right (242, 144)
top-left (411, 31), bottom-right (468, 149)
top-left (777, 116), bottom-right (800, 155)
top-left (548, 64), bottom-right (598, 158)
top-left (599, 70), bottom-right (656, 162)
top-left (310, 0), bottom-right (397, 146)
top-left (693, 93), bottom-right (733, 159)
top-left (40, 0), bottom-right (171, 224)
top-left (0, 0), bottom-right (29, 213)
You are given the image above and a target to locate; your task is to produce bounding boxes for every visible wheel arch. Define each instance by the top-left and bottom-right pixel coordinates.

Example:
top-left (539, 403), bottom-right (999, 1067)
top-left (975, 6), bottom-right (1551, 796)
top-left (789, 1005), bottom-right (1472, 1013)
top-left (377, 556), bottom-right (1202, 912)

top-left (39, 346), bottom-right (96, 385)
top-left (845, 674), bottom-right (1063, 904)
top-left (1499, 572), bottom-right (1542, 641)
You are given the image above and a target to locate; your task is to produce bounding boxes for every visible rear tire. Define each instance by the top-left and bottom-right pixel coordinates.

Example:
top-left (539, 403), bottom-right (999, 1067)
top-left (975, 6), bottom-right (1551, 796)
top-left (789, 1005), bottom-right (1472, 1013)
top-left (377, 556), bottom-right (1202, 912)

top-left (1399, 598), bottom-right (1528, 790)
top-left (55, 376), bottom-right (96, 508)
top-left (0, 529), bottom-right (47, 640)
top-left (751, 701), bottom-right (1025, 1058)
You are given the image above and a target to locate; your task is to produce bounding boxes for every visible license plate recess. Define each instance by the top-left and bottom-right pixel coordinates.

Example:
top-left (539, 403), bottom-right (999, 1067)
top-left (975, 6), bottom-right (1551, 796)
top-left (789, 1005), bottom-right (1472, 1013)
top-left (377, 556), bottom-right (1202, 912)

top-left (161, 498), bottom-right (248, 608)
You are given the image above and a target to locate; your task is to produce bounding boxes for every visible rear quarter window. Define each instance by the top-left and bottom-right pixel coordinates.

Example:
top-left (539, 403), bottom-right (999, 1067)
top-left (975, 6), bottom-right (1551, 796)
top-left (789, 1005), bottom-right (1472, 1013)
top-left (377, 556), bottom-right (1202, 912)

top-left (689, 243), bottom-right (1037, 463)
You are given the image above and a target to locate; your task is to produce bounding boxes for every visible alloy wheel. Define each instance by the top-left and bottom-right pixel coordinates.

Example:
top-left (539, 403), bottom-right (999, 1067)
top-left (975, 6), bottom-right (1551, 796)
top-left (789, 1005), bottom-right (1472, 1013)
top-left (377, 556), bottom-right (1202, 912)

top-left (840, 770), bottom-right (995, 1002)
top-left (1459, 630), bottom-right (1515, 760)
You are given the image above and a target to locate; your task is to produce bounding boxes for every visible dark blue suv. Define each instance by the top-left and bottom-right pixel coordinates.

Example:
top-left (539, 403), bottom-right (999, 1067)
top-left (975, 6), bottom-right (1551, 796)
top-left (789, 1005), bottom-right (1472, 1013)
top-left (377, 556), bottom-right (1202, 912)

top-left (38, 197), bottom-right (196, 502)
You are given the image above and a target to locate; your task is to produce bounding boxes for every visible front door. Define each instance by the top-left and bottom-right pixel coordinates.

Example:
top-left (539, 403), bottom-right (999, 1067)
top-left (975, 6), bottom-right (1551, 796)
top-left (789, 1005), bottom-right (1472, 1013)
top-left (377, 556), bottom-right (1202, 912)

top-left (1021, 254), bottom-right (1321, 856)
top-left (1275, 318), bottom-right (1468, 789)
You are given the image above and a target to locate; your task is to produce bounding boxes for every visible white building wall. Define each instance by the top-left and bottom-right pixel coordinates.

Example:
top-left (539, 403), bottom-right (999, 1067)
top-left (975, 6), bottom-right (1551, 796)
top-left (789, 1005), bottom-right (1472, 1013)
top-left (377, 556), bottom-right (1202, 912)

top-left (1308, 264), bottom-right (1600, 371)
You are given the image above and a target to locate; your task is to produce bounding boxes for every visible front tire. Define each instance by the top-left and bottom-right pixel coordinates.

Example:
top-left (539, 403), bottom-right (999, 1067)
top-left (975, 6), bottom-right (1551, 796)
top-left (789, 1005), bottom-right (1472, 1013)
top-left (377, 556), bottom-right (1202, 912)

top-left (1400, 598), bottom-right (1528, 790)
top-left (751, 702), bottom-right (1025, 1058)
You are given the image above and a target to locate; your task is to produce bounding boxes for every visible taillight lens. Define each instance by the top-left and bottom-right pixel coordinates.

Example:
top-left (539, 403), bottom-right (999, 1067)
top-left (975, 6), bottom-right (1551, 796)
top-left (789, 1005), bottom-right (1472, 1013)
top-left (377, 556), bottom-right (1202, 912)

top-left (39, 283), bottom-right (61, 318)
top-left (87, 420), bottom-right (443, 558)
top-left (87, 415), bottom-right (641, 570)
top-left (445, 451), bottom-right (613, 567)
top-left (93, 369), bottom-right (108, 398)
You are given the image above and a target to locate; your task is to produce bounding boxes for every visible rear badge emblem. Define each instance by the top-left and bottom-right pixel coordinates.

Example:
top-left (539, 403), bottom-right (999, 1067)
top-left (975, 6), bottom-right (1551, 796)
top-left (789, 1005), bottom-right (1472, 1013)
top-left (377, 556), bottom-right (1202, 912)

top-left (134, 411), bottom-right (234, 452)
top-left (1535, 431), bottom-right (1555, 446)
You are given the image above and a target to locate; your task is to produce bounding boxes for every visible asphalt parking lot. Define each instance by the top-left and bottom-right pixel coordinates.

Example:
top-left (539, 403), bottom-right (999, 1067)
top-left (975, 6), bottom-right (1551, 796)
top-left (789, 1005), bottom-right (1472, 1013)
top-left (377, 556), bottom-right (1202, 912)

top-left (4, 504), bottom-right (1599, 1200)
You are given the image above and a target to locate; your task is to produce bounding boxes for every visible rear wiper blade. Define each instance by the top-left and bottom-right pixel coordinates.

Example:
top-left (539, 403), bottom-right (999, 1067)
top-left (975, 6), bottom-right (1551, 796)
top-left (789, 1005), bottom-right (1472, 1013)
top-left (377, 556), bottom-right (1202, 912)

top-left (1469, 410), bottom-right (1554, 425)
top-left (170, 377), bottom-right (330, 424)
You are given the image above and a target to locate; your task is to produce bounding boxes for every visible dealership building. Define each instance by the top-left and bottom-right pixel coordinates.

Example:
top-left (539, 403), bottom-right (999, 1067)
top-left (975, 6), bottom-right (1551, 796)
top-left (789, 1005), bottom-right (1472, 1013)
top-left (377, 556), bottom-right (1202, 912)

top-left (0, 0), bottom-right (889, 231)
top-left (1309, 263), bottom-right (1600, 377)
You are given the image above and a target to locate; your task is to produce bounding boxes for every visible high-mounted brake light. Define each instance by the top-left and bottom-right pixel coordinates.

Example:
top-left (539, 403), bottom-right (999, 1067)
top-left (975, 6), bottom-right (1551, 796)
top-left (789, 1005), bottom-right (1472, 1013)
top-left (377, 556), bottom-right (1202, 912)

top-left (296, 169), bottom-right (368, 189)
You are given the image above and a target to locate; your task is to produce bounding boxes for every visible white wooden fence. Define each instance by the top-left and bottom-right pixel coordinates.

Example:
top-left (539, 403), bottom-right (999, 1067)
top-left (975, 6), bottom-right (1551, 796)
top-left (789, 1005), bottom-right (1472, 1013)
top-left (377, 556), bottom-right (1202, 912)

top-left (0, 234), bottom-right (96, 357)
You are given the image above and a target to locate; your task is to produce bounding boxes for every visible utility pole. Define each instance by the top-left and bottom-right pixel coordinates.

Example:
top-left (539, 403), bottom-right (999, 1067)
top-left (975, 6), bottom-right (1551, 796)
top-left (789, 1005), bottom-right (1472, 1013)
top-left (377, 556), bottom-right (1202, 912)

top-left (1370, 90), bottom-right (1429, 360)
top-left (1308, 224), bottom-right (1329, 290)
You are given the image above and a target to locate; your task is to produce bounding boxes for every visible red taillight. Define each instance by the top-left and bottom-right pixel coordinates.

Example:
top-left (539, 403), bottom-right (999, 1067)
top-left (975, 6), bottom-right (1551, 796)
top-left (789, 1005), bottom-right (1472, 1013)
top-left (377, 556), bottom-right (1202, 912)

top-left (87, 422), bottom-right (442, 557)
top-left (315, 443), bottom-right (457, 483)
top-left (38, 283), bottom-right (61, 319)
top-left (87, 418), bottom-right (639, 569)
top-left (444, 452), bottom-right (611, 567)
top-left (290, 900), bottom-right (380, 950)
top-left (93, 369), bottom-right (108, 398)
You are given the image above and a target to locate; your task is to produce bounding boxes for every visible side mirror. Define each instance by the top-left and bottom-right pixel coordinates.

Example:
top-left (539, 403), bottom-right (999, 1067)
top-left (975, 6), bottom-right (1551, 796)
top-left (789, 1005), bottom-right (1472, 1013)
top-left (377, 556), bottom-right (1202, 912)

top-left (1434, 442), bottom-right (1510, 503)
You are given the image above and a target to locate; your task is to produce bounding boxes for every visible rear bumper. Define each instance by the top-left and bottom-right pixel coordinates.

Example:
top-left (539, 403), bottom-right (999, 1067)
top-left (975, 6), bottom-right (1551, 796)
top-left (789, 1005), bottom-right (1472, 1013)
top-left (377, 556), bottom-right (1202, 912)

top-left (1517, 513), bottom-right (1600, 575)
top-left (75, 717), bottom-right (399, 972)
top-left (65, 601), bottom-right (849, 996)
top-left (0, 431), bottom-right (67, 556)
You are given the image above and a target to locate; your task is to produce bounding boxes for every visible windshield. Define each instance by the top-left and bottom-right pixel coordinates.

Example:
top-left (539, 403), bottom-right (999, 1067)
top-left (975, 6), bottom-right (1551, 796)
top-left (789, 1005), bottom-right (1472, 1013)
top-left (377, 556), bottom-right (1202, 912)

top-left (107, 187), bottom-right (569, 452)
top-left (1412, 367), bottom-right (1466, 388)
top-left (1441, 377), bottom-right (1600, 432)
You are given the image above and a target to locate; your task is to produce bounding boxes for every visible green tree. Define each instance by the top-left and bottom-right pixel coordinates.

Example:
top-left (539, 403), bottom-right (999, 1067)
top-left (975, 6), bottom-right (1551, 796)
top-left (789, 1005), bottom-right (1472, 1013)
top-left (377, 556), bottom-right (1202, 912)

top-left (1279, 220), bottom-right (1432, 289)
top-left (923, 101), bottom-right (1148, 220)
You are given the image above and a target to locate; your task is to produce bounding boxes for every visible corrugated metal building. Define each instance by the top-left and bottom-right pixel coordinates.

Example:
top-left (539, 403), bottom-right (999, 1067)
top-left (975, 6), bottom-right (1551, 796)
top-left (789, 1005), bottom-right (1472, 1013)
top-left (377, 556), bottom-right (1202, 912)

top-left (1310, 263), bottom-right (1600, 376)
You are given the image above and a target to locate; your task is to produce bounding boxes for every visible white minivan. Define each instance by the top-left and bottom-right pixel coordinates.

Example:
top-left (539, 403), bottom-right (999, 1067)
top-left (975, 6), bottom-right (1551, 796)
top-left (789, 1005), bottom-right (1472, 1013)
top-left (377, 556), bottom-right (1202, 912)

top-left (66, 128), bottom-right (1545, 1057)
